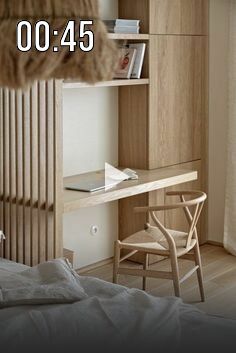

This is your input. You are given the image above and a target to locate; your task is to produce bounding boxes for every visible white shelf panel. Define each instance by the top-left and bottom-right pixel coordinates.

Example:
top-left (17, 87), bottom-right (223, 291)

top-left (63, 78), bottom-right (149, 89)
top-left (108, 33), bottom-right (150, 40)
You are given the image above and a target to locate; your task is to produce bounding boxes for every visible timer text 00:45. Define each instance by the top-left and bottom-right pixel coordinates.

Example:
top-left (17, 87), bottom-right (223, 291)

top-left (17, 20), bottom-right (94, 53)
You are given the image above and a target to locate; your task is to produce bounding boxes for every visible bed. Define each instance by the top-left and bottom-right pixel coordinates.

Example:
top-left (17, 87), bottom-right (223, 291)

top-left (0, 257), bottom-right (235, 353)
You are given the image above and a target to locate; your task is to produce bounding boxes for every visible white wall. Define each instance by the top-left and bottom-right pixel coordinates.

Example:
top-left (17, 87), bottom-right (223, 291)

top-left (208, 0), bottom-right (230, 243)
top-left (63, 0), bottom-right (119, 269)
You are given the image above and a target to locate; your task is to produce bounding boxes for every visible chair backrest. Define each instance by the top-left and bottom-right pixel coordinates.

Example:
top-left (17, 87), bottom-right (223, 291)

top-left (137, 191), bottom-right (207, 250)
top-left (162, 191), bottom-right (206, 249)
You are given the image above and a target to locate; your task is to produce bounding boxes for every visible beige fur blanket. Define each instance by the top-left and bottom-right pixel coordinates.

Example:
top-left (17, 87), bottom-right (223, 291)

top-left (0, 0), bottom-right (117, 88)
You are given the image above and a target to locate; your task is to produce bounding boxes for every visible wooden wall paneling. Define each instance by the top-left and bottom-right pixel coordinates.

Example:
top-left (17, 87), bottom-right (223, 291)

top-left (23, 90), bottom-right (31, 266)
top-left (0, 89), bottom-right (3, 258)
top-left (119, 85), bottom-right (148, 169)
top-left (30, 82), bottom-right (39, 266)
top-left (46, 81), bottom-right (54, 261)
top-left (3, 89), bottom-right (10, 259)
top-left (0, 80), bottom-right (63, 265)
top-left (119, 0), bottom-right (150, 33)
top-left (149, 0), bottom-right (209, 35)
top-left (53, 80), bottom-right (63, 259)
top-left (16, 90), bottom-right (24, 263)
top-left (9, 90), bottom-right (17, 262)
top-left (119, 82), bottom-right (149, 264)
top-left (201, 35), bottom-right (209, 243)
top-left (38, 81), bottom-right (47, 263)
top-left (149, 35), bottom-right (204, 169)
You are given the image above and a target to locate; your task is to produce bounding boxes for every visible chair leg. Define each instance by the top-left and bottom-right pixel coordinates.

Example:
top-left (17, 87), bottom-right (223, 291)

top-left (113, 241), bottom-right (120, 284)
top-left (194, 243), bottom-right (205, 302)
top-left (170, 251), bottom-right (181, 297)
top-left (143, 253), bottom-right (149, 291)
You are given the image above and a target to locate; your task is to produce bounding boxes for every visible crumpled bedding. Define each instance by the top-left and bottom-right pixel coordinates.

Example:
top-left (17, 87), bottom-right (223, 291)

top-left (0, 258), bottom-right (87, 307)
top-left (0, 258), bottom-right (235, 353)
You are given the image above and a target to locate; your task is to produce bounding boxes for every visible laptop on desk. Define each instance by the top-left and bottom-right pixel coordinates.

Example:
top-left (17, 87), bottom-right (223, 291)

top-left (65, 179), bottom-right (117, 193)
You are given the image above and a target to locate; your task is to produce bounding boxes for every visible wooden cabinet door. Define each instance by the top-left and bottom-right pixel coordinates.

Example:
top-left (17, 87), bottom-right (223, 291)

top-left (149, 35), bottom-right (206, 169)
top-left (150, 0), bottom-right (208, 35)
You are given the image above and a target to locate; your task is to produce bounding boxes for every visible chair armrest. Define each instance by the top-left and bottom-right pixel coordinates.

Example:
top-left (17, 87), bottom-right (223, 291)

top-left (166, 190), bottom-right (207, 199)
top-left (134, 191), bottom-right (207, 214)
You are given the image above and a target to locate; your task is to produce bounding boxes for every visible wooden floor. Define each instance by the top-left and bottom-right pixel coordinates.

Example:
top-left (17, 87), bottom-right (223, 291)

top-left (82, 245), bottom-right (236, 319)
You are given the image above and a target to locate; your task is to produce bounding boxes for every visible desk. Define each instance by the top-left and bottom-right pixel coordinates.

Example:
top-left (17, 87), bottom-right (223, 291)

top-left (63, 166), bottom-right (198, 213)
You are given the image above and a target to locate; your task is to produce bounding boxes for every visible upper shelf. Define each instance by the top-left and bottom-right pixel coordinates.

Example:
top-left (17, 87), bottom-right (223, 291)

top-left (63, 167), bottom-right (198, 213)
top-left (108, 33), bottom-right (150, 40)
top-left (63, 78), bottom-right (149, 89)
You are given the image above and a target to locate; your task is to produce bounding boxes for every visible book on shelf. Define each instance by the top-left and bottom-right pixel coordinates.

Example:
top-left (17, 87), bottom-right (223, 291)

top-left (103, 19), bottom-right (140, 34)
top-left (127, 43), bottom-right (146, 79)
top-left (114, 48), bottom-right (137, 79)
top-left (114, 26), bottom-right (140, 34)
top-left (116, 19), bottom-right (140, 27)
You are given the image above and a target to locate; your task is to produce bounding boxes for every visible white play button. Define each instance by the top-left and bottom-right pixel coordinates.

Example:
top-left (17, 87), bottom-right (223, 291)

top-left (105, 163), bottom-right (129, 190)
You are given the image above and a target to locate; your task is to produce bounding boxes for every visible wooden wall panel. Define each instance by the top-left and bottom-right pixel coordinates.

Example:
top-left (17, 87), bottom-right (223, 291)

top-left (53, 80), bottom-right (63, 259)
top-left (149, 35), bottom-right (205, 169)
top-left (119, 85), bottom-right (149, 169)
top-left (9, 91), bottom-right (17, 262)
top-left (0, 80), bottom-right (63, 265)
top-left (3, 89), bottom-right (10, 260)
top-left (119, 0), bottom-right (150, 33)
top-left (150, 0), bottom-right (209, 35)
top-left (0, 89), bottom-right (3, 258)
top-left (30, 83), bottom-right (39, 266)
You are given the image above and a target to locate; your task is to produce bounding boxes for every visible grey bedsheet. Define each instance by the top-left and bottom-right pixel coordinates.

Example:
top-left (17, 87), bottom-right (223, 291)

top-left (0, 258), bottom-right (235, 353)
top-left (0, 258), bottom-right (87, 307)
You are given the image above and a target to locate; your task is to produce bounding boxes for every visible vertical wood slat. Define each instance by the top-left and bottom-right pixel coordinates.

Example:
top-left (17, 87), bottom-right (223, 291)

top-left (9, 91), bottom-right (17, 261)
top-left (3, 89), bottom-right (10, 259)
top-left (16, 90), bottom-right (24, 263)
top-left (23, 90), bottom-right (31, 266)
top-left (46, 81), bottom-right (54, 260)
top-left (0, 89), bottom-right (3, 258)
top-left (31, 82), bottom-right (39, 266)
top-left (54, 80), bottom-right (63, 259)
top-left (0, 80), bottom-right (63, 265)
top-left (38, 81), bottom-right (47, 263)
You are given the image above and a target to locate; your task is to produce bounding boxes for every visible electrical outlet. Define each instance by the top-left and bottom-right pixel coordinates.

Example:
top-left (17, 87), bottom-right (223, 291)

top-left (90, 225), bottom-right (99, 236)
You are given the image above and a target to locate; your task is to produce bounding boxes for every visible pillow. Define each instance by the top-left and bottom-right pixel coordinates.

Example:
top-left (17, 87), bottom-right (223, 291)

top-left (0, 258), bottom-right (87, 308)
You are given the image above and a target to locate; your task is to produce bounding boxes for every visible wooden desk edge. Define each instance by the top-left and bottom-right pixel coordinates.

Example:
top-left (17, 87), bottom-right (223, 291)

top-left (63, 170), bottom-right (198, 213)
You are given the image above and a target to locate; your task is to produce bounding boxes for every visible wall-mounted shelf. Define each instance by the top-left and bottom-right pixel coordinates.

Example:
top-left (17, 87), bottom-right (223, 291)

top-left (63, 78), bottom-right (149, 89)
top-left (63, 167), bottom-right (198, 213)
top-left (108, 33), bottom-right (150, 40)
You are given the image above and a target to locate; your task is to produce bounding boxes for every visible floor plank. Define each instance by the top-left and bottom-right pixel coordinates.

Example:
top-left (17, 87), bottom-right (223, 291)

top-left (82, 245), bottom-right (236, 319)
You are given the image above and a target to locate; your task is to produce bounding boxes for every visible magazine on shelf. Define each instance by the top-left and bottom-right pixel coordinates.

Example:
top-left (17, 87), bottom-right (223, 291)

top-left (114, 48), bottom-right (137, 79)
top-left (127, 43), bottom-right (146, 79)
